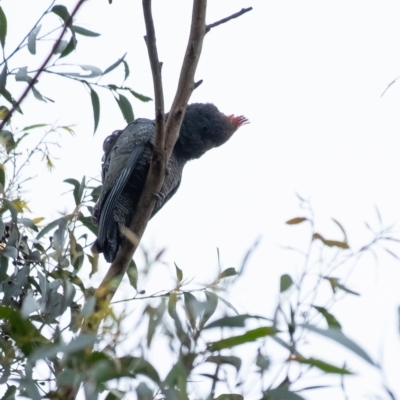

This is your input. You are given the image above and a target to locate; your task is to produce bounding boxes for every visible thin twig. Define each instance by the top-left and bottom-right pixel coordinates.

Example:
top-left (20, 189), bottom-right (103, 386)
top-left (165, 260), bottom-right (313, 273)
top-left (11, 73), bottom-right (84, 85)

top-left (0, 0), bottom-right (86, 131)
top-left (206, 7), bottom-right (252, 33)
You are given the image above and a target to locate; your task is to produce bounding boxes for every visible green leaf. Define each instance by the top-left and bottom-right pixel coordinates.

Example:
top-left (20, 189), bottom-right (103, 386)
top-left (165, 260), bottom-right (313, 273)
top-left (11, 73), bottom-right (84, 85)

top-left (103, 53), bottom-right (126, 75)
top-left (200, 290), bottom-right (218, 326)
top-left (21, 123), bottom-right (49, 131)
top-left (175, 262), bottom-right (183, 282)
top-left (0, 163), bottom-right (5, 187)
top-left (123, 61), bottom-right (130, 81)
top-left (72, 243), bottom-right (84, 271)
top-left (60, 36), bottom-right (77, 58)
top-left (15, 67), bottom-right (32, 83)
top-left (324, 277), bottom-right (360, 296)
top-left (87, 253), bottom-right (99, 278)
top-left (17, 218), bottom-right (38, 232)
top-left (128, 88), bottom-right (152, 102)
top-left (0, 87), bottom-right (22, 113)
top-left (286, 217), bottom-right (308, 225)
top-left (0, 305), bottom-right (50, 356)
top-left (0, 6), bottom-right (7, 48)
top-left (205, 355), bottom-right (241, 373)
top-left (89, 85), bottom-right (100, 134)
top-left (0, 254), bottom-right (8, 282)
top-left (215, 395), bottom-right (243, 400)
top-left (53, 39), bottom-right (68, 54)
top-left (36, 215), bottom-right (71, 240)
top-left (313, 306), bottom-right (341, 330)
top-left (120, 356), bottom-right (160, 383)
top-left (29, 333), bottom-right (96, 363)
top-left (216, 294), bottom-right (239, 314)
top-left (293, 355), bottom-right (352, 374)
top-left (280, 274), bottom-right (293, 292)
top-left (219, 267), bottom-right (237, 279)
top-left (28, 24), bottom-right (41, 55)
top-left (73, 25), bottom-right (100, 37)
top-left (0, 385), bottom-right (17, 400)
top-left (299, 324), bottom-right (375, 365)
top-left (163, 361), bottom-right (187, 397)
top-left (208, 326), bottom-right (279, 351)
top-left (0, 245), bottom-right (17, 258)
top-left (91, 185), bottom-right (102, 202)
top-left (0, 105), bottom-right (7, 121)
top-left (78, 213), bottom-right (98, 235)
top-left (0, 64), bottom-right (7, 91)
top-left (126, 259), bottom-right (138, 290)
top-left (64, 178), bottom-right (80, 205)
top-left (184, 292), bottom-right (199, 328)
top-left (204, 314), bottom-right (269, 330)
top-left (51, 5), bottom-right (71, 26)
top-left (263, 388), bottom-right (305, 400)
top-left (0, 130), bottom-right (15, 153)
top-left (115, 93), bottom-right (134, 123)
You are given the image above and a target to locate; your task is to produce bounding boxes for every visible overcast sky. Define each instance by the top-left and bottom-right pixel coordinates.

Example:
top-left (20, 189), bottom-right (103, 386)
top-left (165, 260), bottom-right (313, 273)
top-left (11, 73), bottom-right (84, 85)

top-left (3, 1), bottom-right (400, 399)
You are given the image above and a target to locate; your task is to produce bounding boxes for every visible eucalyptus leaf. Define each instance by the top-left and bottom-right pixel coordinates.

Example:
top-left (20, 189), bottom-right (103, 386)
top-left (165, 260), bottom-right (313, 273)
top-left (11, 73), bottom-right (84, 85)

top-left (27, 24), bottom-right (41, 54)
top-left (0, 6), bottom-right (7, 48)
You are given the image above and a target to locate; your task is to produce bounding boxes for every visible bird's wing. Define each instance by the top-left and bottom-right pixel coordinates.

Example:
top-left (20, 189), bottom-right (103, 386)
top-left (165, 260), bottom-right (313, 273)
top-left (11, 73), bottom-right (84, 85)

top-left (96, 119), bottom-right (154, 248)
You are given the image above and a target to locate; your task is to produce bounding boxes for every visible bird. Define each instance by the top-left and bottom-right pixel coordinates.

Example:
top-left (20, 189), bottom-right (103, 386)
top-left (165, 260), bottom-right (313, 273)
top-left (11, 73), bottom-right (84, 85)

top-left (92, 103), bottom-right (248, 262)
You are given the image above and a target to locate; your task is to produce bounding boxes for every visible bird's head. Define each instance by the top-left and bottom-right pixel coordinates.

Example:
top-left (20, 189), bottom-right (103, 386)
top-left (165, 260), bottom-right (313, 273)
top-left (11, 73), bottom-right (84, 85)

top-left (175, 103), bottom-right (248, 160)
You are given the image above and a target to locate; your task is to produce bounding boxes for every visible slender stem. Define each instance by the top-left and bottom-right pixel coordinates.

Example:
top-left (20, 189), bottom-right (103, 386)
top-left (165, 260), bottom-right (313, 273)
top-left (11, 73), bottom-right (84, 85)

top-left (206, 7), bottom-right (252, 32)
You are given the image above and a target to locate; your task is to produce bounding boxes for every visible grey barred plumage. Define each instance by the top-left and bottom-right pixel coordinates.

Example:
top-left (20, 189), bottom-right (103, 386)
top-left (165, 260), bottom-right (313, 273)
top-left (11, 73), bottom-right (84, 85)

top-left (92, 103), bottom-right (248, 262)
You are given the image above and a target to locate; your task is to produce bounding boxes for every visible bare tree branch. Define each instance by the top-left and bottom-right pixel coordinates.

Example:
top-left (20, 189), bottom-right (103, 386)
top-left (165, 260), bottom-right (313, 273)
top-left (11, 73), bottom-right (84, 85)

top-left (0, 0), bottom-right (86, 131)
top-left (91, 0), bottom-right (252, 330)
top-left (206, 7), bottom-right (253, 33)
top-left (91, 0), bottom-right (208, 322)
top-left (142, 0), bottom-right (165, 153)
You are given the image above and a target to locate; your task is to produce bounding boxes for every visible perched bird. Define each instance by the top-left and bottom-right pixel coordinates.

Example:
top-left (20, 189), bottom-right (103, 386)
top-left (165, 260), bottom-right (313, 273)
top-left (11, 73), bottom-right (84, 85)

top-left (92, 103), bottom-right (248, 262)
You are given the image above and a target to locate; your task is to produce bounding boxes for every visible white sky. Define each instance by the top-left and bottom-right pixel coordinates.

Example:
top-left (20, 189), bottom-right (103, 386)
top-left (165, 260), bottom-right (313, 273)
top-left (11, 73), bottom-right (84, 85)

top-left (2, 1), bottom-right (400, 399)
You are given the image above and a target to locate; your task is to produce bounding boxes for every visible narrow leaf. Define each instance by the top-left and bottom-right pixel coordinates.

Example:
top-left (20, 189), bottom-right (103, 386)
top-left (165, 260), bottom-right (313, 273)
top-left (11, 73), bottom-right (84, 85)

top-left (28, 24), bottom-right (41, 54)
top-left (313, 306), bottom-right (342, 329)
top-left (126, 259), bottom-right (138, 289)
top-left (103, 53), bottom-right (126, 75)
top-left (0, 64), bottom-right (7, 91)
top-left (128, 88), bottom-right (152, 102)
top-left (219, 267), bottom-right (237, 279)
top-left (204, 314), bottom-right (269, 330)
top-left (175, 263), bottom-right (183, 282)
top-left (73, 25), bottom-right (100, 37)
top-left (115, 93), bottom-right (134, 123)
top-left (293, 355), bottom-right (352, 374)
top-left (0, 6), bottom-right (7, 48)
top-left (286, 217), bottom-right (308, 225)
top-left (89, 85), bottom-right (100, 134)
top-left (51, 5), bottom-right (71, 26)
top-left (60, 37), bottom-right (77, 58)
top-left (208, 326), bottom-right (278, 351)
top-left (299, 324), bottom-right (375, 365)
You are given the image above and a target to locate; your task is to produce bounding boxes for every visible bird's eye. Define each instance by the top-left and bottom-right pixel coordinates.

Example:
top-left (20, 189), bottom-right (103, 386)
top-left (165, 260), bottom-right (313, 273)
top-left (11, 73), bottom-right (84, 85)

top-left (202, 125), bottom-right (209, 134)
